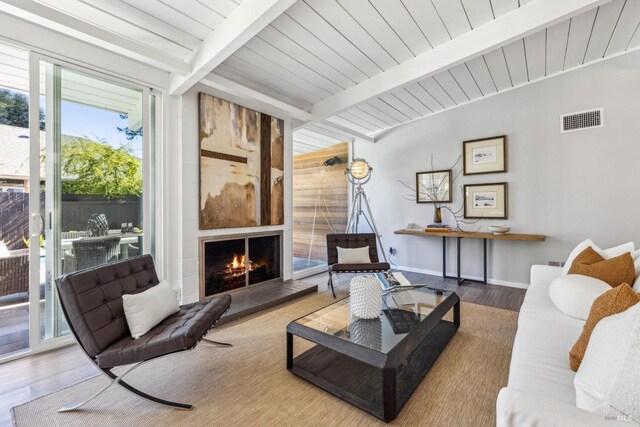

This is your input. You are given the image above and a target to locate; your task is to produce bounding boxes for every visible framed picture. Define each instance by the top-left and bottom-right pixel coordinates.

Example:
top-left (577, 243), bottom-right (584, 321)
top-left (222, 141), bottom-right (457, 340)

top-left (464, 182), bottom-right (508, 219)
top-left (463, 135), bottom-right (506, 175)
top-left (416, 169), bottom-right (452, 203)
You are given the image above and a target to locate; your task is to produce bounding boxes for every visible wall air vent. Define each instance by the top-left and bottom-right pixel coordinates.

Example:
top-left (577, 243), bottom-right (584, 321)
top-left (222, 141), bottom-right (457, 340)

top-left (560, 108), bottom-right (603, 133)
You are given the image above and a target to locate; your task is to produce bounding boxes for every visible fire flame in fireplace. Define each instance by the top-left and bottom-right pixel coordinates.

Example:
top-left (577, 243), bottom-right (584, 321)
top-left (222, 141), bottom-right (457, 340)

top-left (230, 254), bottom-right (245, 269)
top-left (225, 254), bottom-right (257, 278)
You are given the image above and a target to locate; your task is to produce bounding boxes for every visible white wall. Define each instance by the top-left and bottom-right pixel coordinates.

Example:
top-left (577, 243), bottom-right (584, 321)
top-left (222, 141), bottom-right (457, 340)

top-left (177, 84), bottom-right (294, 303)
top-left (355, 51), bottom-right (640, 287)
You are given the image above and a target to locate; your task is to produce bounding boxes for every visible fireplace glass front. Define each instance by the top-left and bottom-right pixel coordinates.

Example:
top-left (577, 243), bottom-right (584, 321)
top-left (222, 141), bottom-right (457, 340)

top-left (202, 234), bottom-right (282, 298)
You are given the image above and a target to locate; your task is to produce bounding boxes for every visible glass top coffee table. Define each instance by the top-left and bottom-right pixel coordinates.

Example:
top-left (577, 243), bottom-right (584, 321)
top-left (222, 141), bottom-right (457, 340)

top-left (286, 288), bottom-right (460, 422)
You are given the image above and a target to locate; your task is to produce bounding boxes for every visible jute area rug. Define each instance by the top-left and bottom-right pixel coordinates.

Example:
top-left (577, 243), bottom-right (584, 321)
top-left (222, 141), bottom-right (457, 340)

top-left (12, 292), bottom-right (517, 427)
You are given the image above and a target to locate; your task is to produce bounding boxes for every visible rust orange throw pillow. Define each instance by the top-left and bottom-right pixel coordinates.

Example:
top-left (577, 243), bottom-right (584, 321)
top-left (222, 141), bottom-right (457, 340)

top-left (568, 246), bottom-right (635, 287)
top-left (569, 283), bottom-right (639, 371)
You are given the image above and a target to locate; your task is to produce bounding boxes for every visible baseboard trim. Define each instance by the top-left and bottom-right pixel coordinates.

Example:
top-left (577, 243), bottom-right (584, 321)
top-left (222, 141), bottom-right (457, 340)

top-left (395, 265), bottom-right (529, 289)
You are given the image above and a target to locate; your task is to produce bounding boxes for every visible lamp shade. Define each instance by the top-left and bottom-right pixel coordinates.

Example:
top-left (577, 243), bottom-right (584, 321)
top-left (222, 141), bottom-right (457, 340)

top-left (348, 158), bottom-right (371, 181)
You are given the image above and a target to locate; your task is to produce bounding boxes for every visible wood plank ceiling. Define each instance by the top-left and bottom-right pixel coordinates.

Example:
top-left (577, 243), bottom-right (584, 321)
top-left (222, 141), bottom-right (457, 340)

top-left (213, 0), bottom-right (640, 138)
top-left (0, 0), bottom-right (638, 149)
top-left (34, 0), bottom-right (243, 63)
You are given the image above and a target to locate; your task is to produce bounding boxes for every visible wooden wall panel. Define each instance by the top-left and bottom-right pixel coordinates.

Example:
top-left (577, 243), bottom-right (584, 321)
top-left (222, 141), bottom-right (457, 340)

top-left (293, 142), bottom-right (348, 262)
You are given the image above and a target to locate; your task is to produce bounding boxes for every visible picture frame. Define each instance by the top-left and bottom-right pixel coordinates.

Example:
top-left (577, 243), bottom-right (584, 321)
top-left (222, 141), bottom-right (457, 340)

top-left (463, 135), bottom-right (506, 175)
top-left (416, 169), bottom-right (452, 203)
top-left (464, 182), bottom-right (508, 219)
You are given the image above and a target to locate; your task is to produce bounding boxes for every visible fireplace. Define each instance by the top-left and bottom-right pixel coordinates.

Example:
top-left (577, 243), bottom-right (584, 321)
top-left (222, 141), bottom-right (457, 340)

top-left (199, 232), bottom-right (282, 298)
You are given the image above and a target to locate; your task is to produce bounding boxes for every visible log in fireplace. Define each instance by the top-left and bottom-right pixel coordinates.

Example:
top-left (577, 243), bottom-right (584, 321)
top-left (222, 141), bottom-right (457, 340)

top-left (199, 232), bottom-right (282, 298)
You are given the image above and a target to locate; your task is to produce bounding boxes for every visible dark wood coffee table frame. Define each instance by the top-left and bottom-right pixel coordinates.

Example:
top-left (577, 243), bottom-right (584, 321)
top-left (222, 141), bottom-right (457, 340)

top-left (286, 292), bottom-right (460, 422)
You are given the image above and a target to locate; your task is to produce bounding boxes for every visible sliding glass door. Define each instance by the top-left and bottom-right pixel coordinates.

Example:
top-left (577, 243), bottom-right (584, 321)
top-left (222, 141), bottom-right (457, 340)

top-left (0, 45), bottom-right (158, 361)
top-left (34, 61), bottom-right (150, 341)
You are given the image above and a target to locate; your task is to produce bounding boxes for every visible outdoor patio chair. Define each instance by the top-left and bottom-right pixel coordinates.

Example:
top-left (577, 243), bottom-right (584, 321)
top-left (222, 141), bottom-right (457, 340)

top-left (326, 233), bottom-right (390, 298)
top-left (0, 248), bottom-right (29, 298)
top-left (55, 255), bottom-right (232, 412)
top-left (63, 235), bottom-right (121, 273)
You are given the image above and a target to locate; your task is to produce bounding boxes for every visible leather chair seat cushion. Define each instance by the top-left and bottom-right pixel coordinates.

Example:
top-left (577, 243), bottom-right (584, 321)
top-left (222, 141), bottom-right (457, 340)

top-left (330, 262), bottom-right (390, 272)
top-left (96, 294), bottom-right (231, 368)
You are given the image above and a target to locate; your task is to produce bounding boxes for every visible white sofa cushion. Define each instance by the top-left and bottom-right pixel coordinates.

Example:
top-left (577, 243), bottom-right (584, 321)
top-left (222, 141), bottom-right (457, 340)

top-left (497, 388), bottom-right (615, 427)
top-left (122, 280), bottom-right (180, 339)
top-left (574, 304), bottom-right (640, 418)
top-left (561, 240), bottom-right (635, 275)
top-left (548, 275), bottom-right (612, 320)
top-left (508, 267), bottom-right (583, 405)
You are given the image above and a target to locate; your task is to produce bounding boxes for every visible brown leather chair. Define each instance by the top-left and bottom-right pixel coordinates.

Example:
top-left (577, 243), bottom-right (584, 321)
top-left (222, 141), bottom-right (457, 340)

top-left (55, 254), bottom-right (232, 412)
top-left (326, 233), bottom-right (390, 298)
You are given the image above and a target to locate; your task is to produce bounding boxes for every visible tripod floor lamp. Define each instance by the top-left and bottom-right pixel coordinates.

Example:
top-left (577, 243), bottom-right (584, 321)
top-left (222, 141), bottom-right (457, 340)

top-left (345, 158), bottom-right (388, 263)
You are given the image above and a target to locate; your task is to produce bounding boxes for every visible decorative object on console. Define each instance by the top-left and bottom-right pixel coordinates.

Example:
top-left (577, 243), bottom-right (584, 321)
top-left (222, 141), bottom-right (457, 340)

top-left (569, 283), bottom-right (639, 371)
top-left (567, 246), bottom-right (635, 287)
top-left (463, 135), bottom-right (506, 175)
top-left (464, 182), bottom-right (508, 219)
top-left (199, 93), bottom-right (284, 229)
top-left (426, 225), bottom-right (450, 232)
top-left (401, 154), bottom-right (479, 232)
top-left (488, 225), bottom-right (510, 235)
top-left (548, 274), bottom-right (612, 320)
top-left (416, 169), bottom-right (451, 203)
top-left (349, 275), bottom-right (383, 319)
top-left (574, 303), bottom-right (640, 419)
top-left (561, 239), bottom-right (634, 275)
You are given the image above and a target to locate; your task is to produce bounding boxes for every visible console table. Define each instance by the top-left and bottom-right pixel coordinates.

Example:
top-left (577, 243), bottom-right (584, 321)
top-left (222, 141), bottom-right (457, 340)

top-left (394, 229), bottom-right (546, 285)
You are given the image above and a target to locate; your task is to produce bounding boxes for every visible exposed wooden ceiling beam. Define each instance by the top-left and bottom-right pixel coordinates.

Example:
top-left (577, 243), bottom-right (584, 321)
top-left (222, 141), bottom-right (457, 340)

top-left (0, 0), bottom-right (190, 74)
top-left (305, 0), bottom-right (612, 124)
top-left (200, 74), bottom-right (311, 121)
top-left (300, 121), bottom-right (375, 144)
top-left (169, 0), bottom-right (298, 95)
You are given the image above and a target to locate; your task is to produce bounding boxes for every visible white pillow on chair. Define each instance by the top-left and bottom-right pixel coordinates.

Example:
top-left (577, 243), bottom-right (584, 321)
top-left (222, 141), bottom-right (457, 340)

top-left (122, 280), bottom-right (180, 339)
top-left (337, 246), bottom-right (371, 264)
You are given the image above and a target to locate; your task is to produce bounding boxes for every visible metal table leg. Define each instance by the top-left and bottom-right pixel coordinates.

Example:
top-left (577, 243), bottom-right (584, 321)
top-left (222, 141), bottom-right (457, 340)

top-left (456, 237), bottom-right (462, 285)
top-left (442, 236), bottom-right (447, 279)
top-left (483, 238), bottom-right (488, 284)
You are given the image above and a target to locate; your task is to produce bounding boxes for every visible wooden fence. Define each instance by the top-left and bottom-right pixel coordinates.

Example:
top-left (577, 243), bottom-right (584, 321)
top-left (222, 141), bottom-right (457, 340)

top-left (0, 192), bottom-right (140, 249)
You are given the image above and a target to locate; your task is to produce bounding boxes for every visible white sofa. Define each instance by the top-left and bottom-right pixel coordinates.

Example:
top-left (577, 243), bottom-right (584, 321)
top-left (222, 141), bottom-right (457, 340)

top-left (496, 265), bottom-right (629, 426)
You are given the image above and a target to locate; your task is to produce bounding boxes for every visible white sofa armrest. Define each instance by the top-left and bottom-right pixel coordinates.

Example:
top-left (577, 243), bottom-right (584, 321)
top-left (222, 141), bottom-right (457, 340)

top-left (497, 388), bottom-right (626, 427)
top-left (530, 265), bottom-right (562, 287)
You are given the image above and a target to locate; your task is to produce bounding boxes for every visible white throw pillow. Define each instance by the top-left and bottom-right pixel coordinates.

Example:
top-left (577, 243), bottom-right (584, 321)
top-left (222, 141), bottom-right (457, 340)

top-left (561, 240), bottom-right (635, 275)
top-left (0, 241), bottom-right (10, 258)
top-left (337, 246), bottom-right (371, 264)
top-left (548, 275), bottom-right (611, 320)
top-left (122, 280), bottom-right (180, 339)
top-left (633, 249), bottom-right (640, 292)
top-left (574, 304), bottom-right (640, 419)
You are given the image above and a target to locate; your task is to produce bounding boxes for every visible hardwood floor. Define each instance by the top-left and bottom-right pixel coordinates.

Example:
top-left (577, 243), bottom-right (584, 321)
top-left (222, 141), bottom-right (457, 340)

top-left (0, 271), bottom-right (525, 426)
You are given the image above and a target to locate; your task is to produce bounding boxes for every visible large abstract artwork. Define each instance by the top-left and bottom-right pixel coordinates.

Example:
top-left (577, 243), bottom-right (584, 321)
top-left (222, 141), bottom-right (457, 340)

top-left (199, 93), bottom-right (284, 229)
